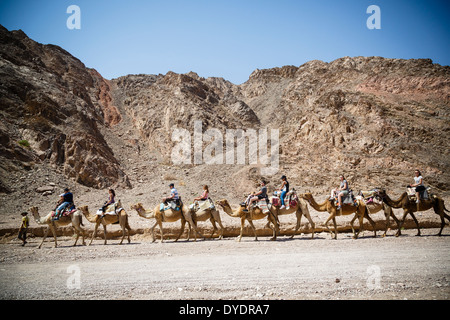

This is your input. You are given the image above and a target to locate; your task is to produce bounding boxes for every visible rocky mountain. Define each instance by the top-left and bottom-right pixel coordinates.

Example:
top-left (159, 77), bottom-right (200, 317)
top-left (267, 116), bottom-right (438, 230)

top-left (0, 25), bottom-right (449, 223)
top-left (0, 25), bottom-right (129, 191)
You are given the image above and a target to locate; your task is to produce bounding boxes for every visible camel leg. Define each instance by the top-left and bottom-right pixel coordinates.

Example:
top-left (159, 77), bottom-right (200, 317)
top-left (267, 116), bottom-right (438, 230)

top-left (79, 222), bottom-right (86, 246)
top-left (350, 214), bottom-right (357, 236)
top-left (364, 213), bottom-right (377, 238)
top-left (72, 215), bottom-right (85, 246)
top-left (102, 223), bottom-right (108, 245)
top-left (38, 226), bottom-right (50, 249)
top-left (247, 219), bottom-right (258, 241)
top-left (409, 212), bottom-right (421, 236)
top-left (73, 227), bottom-right (80, 246)
top-left (212, 212), bottom-right (225, 240)
top-left (174, 219), bottom-right (186, 242)
top-left (303, 209), bottom-right (316, 239)
top-left (323, 214), bottom-right (334, 239)
top-left (265, 216), bottom-right (277, 241)
top-left (396, 211), bottom-right (409, 237)
top-left (49, 223), bottom-right (58, 248)
top-left (189, 219), bottom-right (206, 241)
top-left (158, 219), bottom-right (164, 243)
top-left (237, 217), bottom-right (246, 242)
top-left (353, 214), bottom-right (365, 239)
top-left (289, 210), bottom-right (302, 239)
top-left (149, 221), bottom-right (158, 243)
top-left (332, 217), bottom-right (338, 239)
top-left (439, 211), bottom-right (450, 236)
top-left (126, 219), bottom-right (131, 243)
top-left (209, 217), bottom-right (217, 239)
top-left (90, 222), bottom-right (100, 246)
top-left (72, 223), bottom-right (83, 246)
top-left (434, 201), bottom-right (448, 236)
top-left (389, 210), bottom-right (401, 235)
top-left (119, 217), bottom-right (126, 245)
top-left (382, 206), bottom-right (394, 237)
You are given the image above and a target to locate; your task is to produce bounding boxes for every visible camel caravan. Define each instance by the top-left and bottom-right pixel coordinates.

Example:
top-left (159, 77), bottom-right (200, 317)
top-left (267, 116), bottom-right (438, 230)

top-left (27, 171), bottom-right (450, 248)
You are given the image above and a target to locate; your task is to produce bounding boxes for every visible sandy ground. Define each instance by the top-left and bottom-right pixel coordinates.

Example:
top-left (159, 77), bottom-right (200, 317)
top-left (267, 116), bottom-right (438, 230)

top-left (1, 226), bottom-right (449, 300)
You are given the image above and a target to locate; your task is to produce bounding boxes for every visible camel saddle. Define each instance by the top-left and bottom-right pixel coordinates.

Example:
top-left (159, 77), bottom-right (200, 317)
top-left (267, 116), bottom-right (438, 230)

top-left (407, 186), bottom-right (432, 201)
top-left (51, 207), bottom-right (76, 218)
top-left (96, 202), bottom-right (124, 216)
top-left (332, 190), bottom-right (358, 207)
top-left (190, 198), bottom-right (215, 212)
top-left (160, 199), bottom-right (181, 212)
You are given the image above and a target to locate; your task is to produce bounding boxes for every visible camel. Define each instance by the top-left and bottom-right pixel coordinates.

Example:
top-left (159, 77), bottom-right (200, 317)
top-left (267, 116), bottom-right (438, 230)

top-left (131, 202), bottom-right (203, 242)
top-left (79, 201), bottom-right (131, 245)
top-left (272, 196), bottom-right (316, 239)
top-left (215, 199), bottom-right (280, 241)
top-left (354, 195), bottom-right (401, 237)
top-left (377, 190), bottom-right (450, 236)
top-left (187, 203), bottom-right (225, 240)
top-left (300, 193), bottom-right (368, 239)
top-left (30, 206), bottom-right (86, 249)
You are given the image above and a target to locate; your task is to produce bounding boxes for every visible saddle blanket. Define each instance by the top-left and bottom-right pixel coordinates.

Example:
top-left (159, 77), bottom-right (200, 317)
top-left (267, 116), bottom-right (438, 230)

top-left (95, 207), bottom-right (123, 216)
top-left (190, 199), bottom-right (215, 211)
top-left (160, 202), bottom-right (180, 212)
top-left (51, 208), bottom-right (77, 217)
top-left (253, 200), bottom-right (270, 214)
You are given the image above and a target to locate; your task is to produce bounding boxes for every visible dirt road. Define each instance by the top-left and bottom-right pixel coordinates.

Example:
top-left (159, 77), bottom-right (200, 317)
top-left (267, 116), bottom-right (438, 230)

top-left (0, 228), bottom-right (449, 301)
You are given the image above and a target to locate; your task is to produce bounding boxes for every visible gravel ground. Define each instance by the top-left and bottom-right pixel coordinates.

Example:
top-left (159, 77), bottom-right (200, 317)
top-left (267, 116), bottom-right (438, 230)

top-left (0, 228), bottom-right (449, 300)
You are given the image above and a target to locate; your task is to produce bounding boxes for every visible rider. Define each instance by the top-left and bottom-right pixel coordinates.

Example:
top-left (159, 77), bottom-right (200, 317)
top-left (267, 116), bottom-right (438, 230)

top-left (330, 175), bottom-right (349, 210)
top-left (53, 188), bottom-right (74, 221)
top-left (246, 180), bottom-right (269, 211)
top-left (163, 183), bottom-right (180, 206)
top-left (100, 189), bottom-right (116, 218)
top-left (193, 185), bottom-right (209, 202)
top-left (408, 169), bottom-right (425, 204)
top-left (278, 175), bottom-right (289, 210)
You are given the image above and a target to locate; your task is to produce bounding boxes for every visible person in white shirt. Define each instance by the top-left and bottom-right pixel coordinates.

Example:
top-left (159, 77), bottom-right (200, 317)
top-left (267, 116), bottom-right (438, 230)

top-left (163, 183), bottom-right (180, 204)
top-left (408, 170), bottom-right (425, 203)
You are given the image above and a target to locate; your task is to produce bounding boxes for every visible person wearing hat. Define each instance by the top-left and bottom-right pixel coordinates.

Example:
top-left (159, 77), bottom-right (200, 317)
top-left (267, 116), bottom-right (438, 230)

top-left (18, 211), bottom-right (29, 246)
top-left (53, 187), bottom-right (74, 221)
top-left (278, 175), bottom-right (289, 209)
top-left (162, 183), bottom-right (180, 205)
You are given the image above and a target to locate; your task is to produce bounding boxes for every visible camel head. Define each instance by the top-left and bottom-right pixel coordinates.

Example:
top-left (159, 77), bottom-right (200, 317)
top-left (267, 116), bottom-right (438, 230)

top-left (300, 193), bottom-right (313, 200)
top-left (29, 206), bottom-right (39, 215)
top-left (375, 189), bottom-right (387, 199)
top-left (215, 199), bottom-right (230, 208)
top-left (130, 203), bottom-right (144, 211)
top-left (79, 205), bottom-right (89, 214)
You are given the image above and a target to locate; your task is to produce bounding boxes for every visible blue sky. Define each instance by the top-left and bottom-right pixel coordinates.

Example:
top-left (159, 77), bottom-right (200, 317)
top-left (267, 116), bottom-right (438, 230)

top-left (0, 0), bottom-right (449, 84)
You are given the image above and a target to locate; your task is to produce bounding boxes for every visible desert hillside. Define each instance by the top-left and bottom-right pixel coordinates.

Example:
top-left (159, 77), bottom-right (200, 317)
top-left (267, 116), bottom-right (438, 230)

top-left (0, 25), bottom-right (449, 226)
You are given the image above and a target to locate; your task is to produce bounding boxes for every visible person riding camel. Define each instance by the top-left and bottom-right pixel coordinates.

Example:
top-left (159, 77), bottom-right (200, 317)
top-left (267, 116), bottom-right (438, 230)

top-left (53, 187), bottom-right (74, 221)
top-left (193, 185), bottom-right (209, 202)
top-left (163, 183), bottom-right (180, 207)
top-left (330, 175), bottom-right (349, 210)
top-left (278, 175), bottom-right (289, 210)
top-left (100, 189), bottom-right (116, 218)
top-left (408, 169), bottom-right (425, 204)
top-left (245, 180), bottom-right (269, 212)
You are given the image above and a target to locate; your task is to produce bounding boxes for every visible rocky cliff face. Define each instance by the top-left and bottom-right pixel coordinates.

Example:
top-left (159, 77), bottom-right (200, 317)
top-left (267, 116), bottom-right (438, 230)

top-left (0, 24), bottom-right (449, 206)
top-left (0, 25), bottom-right (130, 191)
top-left (237, 57), bottom-right (450, 192)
